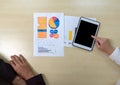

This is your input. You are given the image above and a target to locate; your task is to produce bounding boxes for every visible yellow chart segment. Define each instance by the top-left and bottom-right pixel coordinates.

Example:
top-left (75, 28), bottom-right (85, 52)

top-left (49, 18), bottom-right (56, 28)
top-left (69, 30), bottom-right (73, 40)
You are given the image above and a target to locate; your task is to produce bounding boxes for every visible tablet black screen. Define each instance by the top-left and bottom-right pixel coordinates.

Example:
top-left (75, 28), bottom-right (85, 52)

top-left (75, 20), bottom-right (98, 47)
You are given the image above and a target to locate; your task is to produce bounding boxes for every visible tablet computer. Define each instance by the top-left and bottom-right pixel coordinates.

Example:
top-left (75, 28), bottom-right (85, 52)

top-left (72, 17), bottom-right (100, 51)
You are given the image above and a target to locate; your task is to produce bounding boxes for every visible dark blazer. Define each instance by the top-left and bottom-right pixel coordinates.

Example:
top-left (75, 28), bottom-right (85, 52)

top-left (26, 74), bottom-right (46, 85)
top-left (0, 78), bottom-right (12, 85)
top-left (0, 59), bottom-right (45, 85)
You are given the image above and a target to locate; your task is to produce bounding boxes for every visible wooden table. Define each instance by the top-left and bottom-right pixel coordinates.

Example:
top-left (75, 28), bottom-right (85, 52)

top-left (0, 0), bottom-right (120, 85)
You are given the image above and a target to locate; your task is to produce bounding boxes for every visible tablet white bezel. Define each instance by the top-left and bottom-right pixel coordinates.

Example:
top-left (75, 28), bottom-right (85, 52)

top-left (72, 17), bottom-right (100, 51)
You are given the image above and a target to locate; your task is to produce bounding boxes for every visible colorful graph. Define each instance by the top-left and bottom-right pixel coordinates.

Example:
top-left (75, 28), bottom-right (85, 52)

top-left (37, 17), bottom-right (47, 38)
top-left (48, 17), bottom-right (60, 29)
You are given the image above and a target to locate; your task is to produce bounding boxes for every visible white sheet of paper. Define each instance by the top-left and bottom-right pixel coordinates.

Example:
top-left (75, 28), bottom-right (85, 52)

top-left (64, 16), bottom-right (80, 47)
top-left (34, 13), bottom-right (64, 57)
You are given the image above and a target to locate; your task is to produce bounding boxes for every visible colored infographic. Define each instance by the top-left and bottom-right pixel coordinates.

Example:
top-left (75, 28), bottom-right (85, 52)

top-left (37, 16), bottom-right (60, 39)
top-left (48, 17), bottom-right (59, 38)
top-left (48, 17), bottom-right (60, 29)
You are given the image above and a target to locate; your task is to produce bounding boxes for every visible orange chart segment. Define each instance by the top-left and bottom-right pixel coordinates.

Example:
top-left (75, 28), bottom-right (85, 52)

top-left (38, 17), bottom-right (47, 29)
top-left (38, 32), bottom-right (47, 38)
top-left (49, 18), bottom-right (56, 28)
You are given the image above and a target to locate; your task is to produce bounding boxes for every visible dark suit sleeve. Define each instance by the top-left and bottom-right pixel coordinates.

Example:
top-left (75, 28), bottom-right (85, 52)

top-left (26, 74), bottom-right (46, 85)
top-left (0, 59), bottom-right (17, 84)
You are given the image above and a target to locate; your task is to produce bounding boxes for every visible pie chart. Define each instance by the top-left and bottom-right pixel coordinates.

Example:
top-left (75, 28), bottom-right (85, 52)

top-left (48, 17), bottom-right (60, 29)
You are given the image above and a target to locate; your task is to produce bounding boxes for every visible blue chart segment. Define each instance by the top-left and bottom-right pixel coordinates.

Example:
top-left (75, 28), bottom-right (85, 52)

top-left (48, 17), bottom-right (60, 29)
